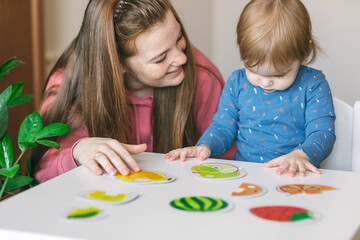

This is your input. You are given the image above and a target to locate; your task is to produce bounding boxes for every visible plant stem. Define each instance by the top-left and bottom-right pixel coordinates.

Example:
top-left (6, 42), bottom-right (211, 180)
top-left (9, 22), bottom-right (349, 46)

top-left (0, 177), bottom-right (9, 199)
top-left (0, 150), bottom-right (26, 200)
top-left (14, 150), bottom-right (26, 165)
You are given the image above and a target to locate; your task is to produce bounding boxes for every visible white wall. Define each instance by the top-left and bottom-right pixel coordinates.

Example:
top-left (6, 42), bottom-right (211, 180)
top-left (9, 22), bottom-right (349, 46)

top-left (45, 0), bottom-right (360, 105)
top-left (44, 0), bottom-right (88, 74)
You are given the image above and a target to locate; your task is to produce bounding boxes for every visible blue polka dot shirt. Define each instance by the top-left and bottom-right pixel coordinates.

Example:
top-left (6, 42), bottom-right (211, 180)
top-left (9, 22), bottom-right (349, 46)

top-left (197, 66), bottom-right (336, 167)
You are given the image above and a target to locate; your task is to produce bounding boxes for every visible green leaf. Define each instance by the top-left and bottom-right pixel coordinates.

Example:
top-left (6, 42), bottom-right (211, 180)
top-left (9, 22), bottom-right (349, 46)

top-left (0, 164), bottom-right (20, 178)
top-left (0, 85), bottom-right (12, 110)
top-left (0, 107), bottom-right (8, 139)
top-left (0, 86), bottom-right (12, 138)
top-left (7, 82), bottom-right (23, 104)
top-left (0, 57), bottom-right (24, 79)
top-left (7, 95), bottom-right (33, 108)
top-left (18, 142), bottom-right (38, 150)
top-left (18, 112), bottom-right (42, 151)
top-left (4, 190), bottom-right (15, 195)
top-left (36, 139), bottom-right (60, 149)
top-left (5, 175), bottom-right (33, 190)
top-left (0, 132), bottom-right (13, 168)
top-left (36, 123), bottom-right (71, 140)
top-left (31, 179), bottom-right (40, 187)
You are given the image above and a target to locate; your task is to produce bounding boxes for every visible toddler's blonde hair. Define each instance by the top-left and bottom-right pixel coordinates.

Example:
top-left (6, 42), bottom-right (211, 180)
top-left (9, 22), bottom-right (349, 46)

top-left (237, 0), bottom-right (321, 71)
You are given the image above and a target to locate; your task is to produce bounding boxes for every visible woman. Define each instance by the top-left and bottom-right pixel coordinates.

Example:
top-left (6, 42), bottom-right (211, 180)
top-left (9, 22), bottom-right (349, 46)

top-left (32, 0), bottom-right (235, 182)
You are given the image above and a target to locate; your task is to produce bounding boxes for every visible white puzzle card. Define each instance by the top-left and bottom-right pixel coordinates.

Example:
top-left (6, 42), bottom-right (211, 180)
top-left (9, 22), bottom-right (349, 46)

top-left (62, 207), bottom-right (106, 222)
top-left (184, 162), bottom-right (246, 181)
top-left (231, 183), bottom-right (267, 198)
top-left (109, 170), bottom-right (175, 184)
top-left (169, 196), bottom-right (233, 214)
top-left (274, 184), bottom-right (337, 196)
top-left (78, 190), bottom-right (138, 205)
top-left (248, 205), bottom-right (321, 224)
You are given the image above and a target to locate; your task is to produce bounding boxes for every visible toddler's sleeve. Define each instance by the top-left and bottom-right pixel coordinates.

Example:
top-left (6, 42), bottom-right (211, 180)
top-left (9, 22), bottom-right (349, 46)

top-left (294, 72), bottom-right (336, 166)
top-left (196, 71), bottom-right (241, 157)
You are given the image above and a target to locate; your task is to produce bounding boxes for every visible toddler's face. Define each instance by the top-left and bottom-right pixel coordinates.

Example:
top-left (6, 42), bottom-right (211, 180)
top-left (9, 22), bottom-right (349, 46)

top-left (245, 60), bottom-right (301, 93)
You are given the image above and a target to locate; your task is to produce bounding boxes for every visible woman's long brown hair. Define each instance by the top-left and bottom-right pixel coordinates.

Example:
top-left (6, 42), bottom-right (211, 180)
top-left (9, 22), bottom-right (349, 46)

top-left (31, 0), bottom-right (199, 168)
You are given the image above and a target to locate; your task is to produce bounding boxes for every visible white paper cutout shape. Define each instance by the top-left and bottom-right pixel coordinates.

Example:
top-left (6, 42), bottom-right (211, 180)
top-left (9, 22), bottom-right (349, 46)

top-left (110, 170), bottom-right (175, 184)
top-left (232, 183), bottom-right (267, 198)
top-left (169, 196), bottom-right (233, 214)
top-left (274, 184), bottom-right (337, 196)
top-left (63, 207), bottom-right (105, 222)
top-left (185, 162), bottom-right (246, 180)
top-left (249, 205), bottom-right (321, 223)
top-left (78, 190), bottom-right (138, 205)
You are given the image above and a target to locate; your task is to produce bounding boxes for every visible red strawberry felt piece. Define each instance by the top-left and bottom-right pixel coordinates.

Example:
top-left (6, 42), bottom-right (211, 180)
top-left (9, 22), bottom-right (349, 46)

top-left (250, 206), bottom-right (313, 222)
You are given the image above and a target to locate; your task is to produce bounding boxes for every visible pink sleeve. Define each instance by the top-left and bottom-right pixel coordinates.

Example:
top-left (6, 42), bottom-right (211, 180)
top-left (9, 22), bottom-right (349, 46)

top-left (34, 125), bottom-right (88, 183)
top-left (34, 71), bottom-right (89, 183)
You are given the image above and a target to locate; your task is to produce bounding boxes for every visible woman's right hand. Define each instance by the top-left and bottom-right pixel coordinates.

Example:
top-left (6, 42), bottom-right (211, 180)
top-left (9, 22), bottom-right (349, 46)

top-left (72, 137), bottom-right (147, 176)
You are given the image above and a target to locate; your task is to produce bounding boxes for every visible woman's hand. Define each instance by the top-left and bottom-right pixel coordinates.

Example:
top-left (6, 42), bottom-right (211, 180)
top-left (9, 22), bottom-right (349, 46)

top-left (264, 149), bottom-right (320, 177)
top-left (165, 145), bottom-right (211, 162)
top-left (73, 137), bottom-right (147, 176)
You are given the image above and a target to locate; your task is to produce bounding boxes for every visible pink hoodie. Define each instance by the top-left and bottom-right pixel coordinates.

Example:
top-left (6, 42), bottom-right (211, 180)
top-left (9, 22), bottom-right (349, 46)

top-left (35, 48), bottom-right (236, 182)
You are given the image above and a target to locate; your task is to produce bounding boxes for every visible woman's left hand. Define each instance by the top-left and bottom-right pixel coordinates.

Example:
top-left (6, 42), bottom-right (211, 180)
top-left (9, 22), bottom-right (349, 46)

top-left (264, 149), bottom-right (321, 177)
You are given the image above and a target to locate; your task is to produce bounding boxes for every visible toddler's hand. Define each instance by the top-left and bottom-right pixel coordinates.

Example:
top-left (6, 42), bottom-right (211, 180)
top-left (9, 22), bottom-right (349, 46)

top-left (264, 149), bottom-right (321, 177)
top-left (165, 145), bottom-right (211, 162)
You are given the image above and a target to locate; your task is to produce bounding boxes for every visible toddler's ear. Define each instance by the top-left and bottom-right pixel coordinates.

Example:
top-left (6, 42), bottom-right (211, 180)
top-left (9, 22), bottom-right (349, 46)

top-left (302, 56), bottom-right (308, 65)
top-left (302, 39), bottom-right (314, 64)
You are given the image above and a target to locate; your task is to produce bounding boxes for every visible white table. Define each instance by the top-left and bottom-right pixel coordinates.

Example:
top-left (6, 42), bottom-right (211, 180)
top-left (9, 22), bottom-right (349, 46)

top-left (0, 152), bottom-right (360, 240)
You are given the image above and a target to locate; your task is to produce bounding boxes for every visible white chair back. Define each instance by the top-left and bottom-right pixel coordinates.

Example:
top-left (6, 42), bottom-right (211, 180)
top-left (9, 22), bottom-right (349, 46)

top-left (351, 101), bottom-right (360, 172)
top-left (321, 98), bottom-right (353, 171)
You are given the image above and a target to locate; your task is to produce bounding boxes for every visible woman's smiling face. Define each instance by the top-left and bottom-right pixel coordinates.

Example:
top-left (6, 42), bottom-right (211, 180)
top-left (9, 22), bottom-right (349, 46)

top-left (124, 10), bottom-right (187, 96)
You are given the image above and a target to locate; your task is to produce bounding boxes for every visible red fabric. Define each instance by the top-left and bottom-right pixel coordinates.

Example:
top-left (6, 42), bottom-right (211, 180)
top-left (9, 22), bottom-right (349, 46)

top-left (35, 48), bottom-right (236, 182)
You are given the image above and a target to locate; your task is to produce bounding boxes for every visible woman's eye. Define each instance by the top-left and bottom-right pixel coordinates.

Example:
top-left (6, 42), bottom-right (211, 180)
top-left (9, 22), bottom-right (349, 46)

top-left (155, 56), bottom-right (166, 64)
top-left (177, 33), bottom-right (183, 41)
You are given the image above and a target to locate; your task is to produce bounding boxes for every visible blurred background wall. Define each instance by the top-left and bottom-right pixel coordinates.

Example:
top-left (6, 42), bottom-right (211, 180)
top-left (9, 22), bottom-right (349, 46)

top-left (44, 0), bottom-right (360, 105)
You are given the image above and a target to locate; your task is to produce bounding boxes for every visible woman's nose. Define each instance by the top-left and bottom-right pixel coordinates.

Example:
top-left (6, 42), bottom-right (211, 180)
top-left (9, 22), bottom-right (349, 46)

top-left (172, 47), bottom-right (187, 66)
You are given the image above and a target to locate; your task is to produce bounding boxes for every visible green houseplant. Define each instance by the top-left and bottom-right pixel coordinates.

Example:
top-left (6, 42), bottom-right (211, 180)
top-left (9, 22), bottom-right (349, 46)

top-left (0, 57), bottom-right (70, 200)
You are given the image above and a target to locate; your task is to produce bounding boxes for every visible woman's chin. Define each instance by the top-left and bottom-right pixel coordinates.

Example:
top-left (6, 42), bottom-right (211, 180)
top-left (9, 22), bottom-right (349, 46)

top-left (165, 70), bottom-right (185, 87)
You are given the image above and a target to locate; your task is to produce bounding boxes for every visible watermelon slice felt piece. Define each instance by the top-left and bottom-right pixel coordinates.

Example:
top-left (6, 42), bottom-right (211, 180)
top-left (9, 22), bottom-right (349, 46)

top-left (250, 206), bottom-right (313, 222)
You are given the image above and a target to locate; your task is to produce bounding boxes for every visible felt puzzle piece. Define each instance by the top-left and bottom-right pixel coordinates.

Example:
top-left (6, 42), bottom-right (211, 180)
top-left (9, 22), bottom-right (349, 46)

top-left (232, 183), bottom-right (267, 198)
top-left (187, 162), bottom-right (246, 180)
top-left (79, 191), bottom-right (138, 205)
top-left (275, 184), bottom-right (337, 196)
top-left (65, 207), bottom-right (104, 221)
top-left (250, 206), bottom-right (319, 222)
top-left (112, 170), bottom-right (175, 184)
top-left (170, 196), bottom-right (231, 213)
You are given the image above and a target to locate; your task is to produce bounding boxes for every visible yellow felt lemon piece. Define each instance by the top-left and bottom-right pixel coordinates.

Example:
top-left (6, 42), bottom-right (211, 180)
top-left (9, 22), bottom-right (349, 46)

top-left (83, 191), bottom-right (130, 202)
top-left (115, 171), bottom-right (171, 182)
